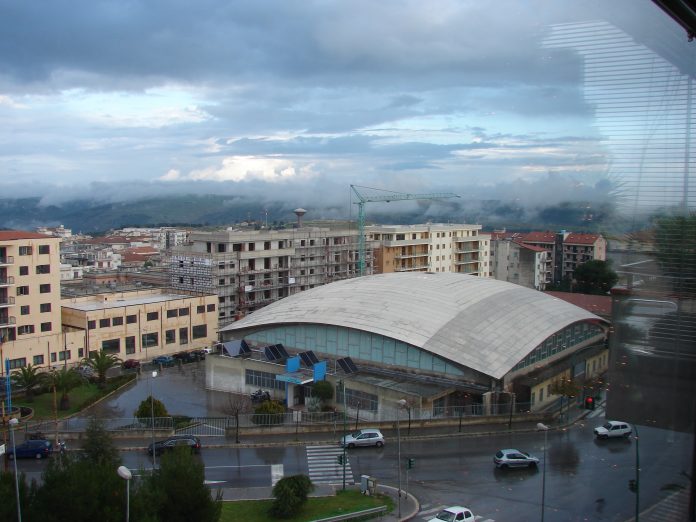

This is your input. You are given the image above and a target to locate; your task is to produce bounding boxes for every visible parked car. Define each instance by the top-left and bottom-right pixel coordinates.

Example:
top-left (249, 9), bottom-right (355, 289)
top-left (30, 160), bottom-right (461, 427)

top-left (152, 355), bottom-right (175, 367)
top-left (76, 365), bottom-right (95, 378)
top-left (147, 435), bottom-right (202, 456)
top-left (339, 428), bottom-right (385, 448)
top-left (494, 449), bottom-right (539, 469)
top-left (7, 439), bottom-right (53, 460)
top-left (173, 351), bottom-right (197, 363)
top-left (123, 359), bottom-right (141, 369)
top-left (428, 506), bottom-right (476, 522)
top-left (594, 420), bottom-right (632, 439)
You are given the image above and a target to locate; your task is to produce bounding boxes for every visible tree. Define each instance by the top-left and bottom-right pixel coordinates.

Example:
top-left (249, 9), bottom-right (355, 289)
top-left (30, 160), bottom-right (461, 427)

top-left (0, 469), bottom-right (34, 521)
top-left (269, 474), bottom-right (314, 519)
top-left (11, 364), bottom-right (44, 402)
top-left (81, 418), bottom-right (119, 466)
top-left (653, 213), bottom-right (696, 295)
top-left (224, 393), bottom-right (253, 444)
top-left (549, 376), bottom-right (580, 422)
top-left (312, 380), bottom-right (334, 403)
top-left (45, 367), bottom-right (82, 411)
top-left (572, 260), bottom-right (618, 295)
top-left (83, 350), bottom-right (122, 387)
top-left (135, 395), bottom-right (169, 425)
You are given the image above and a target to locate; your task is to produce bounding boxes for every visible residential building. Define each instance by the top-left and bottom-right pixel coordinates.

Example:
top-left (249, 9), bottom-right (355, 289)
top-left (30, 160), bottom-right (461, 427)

top-left (168, 227), bottom-right (370, 326)
top-left (490, 236), bottom-right (550, 290)
top-left (560, 233), bottom-right (607, 282)
top-left (369, 224), bottom-right (492, 276)
top-left (61, 288), bottom-right (218, 363)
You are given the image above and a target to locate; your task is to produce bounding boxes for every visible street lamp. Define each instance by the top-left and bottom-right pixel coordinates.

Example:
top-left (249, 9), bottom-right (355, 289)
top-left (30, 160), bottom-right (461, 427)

top-left (149, 370), bottom-right (158, 469)
top-left (537, 422), bottom-right (550, 522)
top-left (396, 398), bottom-right (407, 519)
top-left (117, 465), bottom-right (132, 522)
top-left (9, 417), bottom-right (22, 522)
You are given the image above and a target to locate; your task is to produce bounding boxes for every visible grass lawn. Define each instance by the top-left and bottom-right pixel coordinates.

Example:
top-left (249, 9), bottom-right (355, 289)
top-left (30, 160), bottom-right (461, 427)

top-left (219, 489), bottom-right (393, 522)
top-left (19, 374), bottom-right (136, 420)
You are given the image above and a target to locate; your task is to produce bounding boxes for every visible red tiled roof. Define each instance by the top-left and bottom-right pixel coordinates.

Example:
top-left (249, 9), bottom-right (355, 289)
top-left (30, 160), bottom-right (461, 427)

top-left (0, 230), bottom-right (53, 240)
top-left (123, 246), bottom-right (158, 255)
top-left (564, 233), bottom-right (600, 245)
top-left (518, 231), bottom-right (556, 243)
top-left (513, 241), bottom-right (548, 253)
top-left (544, 291), bottom-right (611, 317)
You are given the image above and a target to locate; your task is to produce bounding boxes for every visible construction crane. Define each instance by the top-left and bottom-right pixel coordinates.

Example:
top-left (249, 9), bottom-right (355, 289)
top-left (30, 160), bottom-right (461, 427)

top-left (350, 184), bottom-right (460, 276)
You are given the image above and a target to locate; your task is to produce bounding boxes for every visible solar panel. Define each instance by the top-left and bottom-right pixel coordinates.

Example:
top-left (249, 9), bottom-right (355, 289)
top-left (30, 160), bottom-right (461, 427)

top-left (337, 358), bottom-right (351, 373)
top-left (239, 340), bottom-right (251, 355)
top-left (275, 344), bottom-right (289, 358)
top-left (337, 357), bottom-right (359, 374)
top-left (306, 350), bottom-right (319, 364)
top-left (298, 351), bottom-right (314, 367)
top-left (264, 345), bottom-right (280, 361)
top-left (268, 344), bottom-right (282, 360)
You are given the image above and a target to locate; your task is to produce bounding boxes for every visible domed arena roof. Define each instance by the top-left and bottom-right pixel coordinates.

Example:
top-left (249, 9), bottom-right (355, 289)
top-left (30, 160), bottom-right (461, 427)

top-left (221, 272), bottom-right (607, 379)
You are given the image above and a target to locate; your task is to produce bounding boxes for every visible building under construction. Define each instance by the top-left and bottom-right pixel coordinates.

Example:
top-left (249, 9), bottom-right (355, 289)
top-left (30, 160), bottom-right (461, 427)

top-left (167, 224), bottom-right (375, 326)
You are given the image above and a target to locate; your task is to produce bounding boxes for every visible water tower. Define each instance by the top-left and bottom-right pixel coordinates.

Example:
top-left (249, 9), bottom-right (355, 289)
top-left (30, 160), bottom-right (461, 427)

top-left (294, 208), bottom-right (307, 228)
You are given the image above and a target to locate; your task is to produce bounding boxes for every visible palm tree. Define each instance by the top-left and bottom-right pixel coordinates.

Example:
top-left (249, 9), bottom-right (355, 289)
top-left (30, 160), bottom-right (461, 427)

top-left (83, 350), bottom-right (122, 387)
top-left (45, 367), bottom-right (82, 411)
top-left (11, 364), bottom-right (44, 402)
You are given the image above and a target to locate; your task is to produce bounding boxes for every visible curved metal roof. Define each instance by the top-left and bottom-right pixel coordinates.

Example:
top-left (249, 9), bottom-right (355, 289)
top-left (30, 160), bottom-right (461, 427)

top-left (221, 272), bottom-right (607, 379)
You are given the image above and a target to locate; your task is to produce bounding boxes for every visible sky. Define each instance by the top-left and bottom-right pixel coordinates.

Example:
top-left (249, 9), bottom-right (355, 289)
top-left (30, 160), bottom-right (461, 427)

top-left (0, 0), bottom-right (687, 219)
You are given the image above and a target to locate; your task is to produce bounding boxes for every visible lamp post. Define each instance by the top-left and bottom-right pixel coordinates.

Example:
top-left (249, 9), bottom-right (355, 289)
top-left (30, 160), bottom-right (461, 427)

top-left (396, 398), bottom-right (407, 519)
top-left (150, 370), bottom-right (158, 469)
top-left (117, 465), bottom-right (132, 522)
top-left (537, 422), bottom-right (550, 522)
top-left (9, 417), bottom-right (22, 522)
top-left (341, 379), bottom-right (347, 492)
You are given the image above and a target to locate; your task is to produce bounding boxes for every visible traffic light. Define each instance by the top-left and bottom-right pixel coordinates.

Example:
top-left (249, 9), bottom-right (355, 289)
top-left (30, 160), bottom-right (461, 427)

top-left (407, 458), bottom-right (415, 470)
top-left (628, 479), bottom-right (637, 493)
top-left (337, 454), bottom-right (344, 465)
top-left (584, 396), bottom-right (595, 410)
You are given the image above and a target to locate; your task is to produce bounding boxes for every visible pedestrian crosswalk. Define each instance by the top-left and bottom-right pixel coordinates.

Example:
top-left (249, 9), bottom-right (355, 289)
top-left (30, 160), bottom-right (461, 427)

top-left (417, 504), bottom-right (496, 522)
top-left (306, 445), bottom-right (355, 485)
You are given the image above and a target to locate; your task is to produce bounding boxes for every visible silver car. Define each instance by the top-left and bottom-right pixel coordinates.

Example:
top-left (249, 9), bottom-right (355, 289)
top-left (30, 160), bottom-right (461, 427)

top-left (494, 448), bottom-right (539, 469)
top-left (339, 428), bottom-right (385, 448)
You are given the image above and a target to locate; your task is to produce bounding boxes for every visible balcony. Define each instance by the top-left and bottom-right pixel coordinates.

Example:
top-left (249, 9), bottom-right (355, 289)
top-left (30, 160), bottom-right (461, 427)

top-left (0, 276), bottom-right (14, 287)
top-left (0, 315), bottom-right (16, 327)
top-left (0, 296), bottom-right (14, 307)
top-left (0, 256), bottom-right (13, 265)
top-left (454, 247), bottom-right (480, 254)
top-left (394, 253), bottom-right (428, 260)
top-left (396, 264), bottom-right (429, 272)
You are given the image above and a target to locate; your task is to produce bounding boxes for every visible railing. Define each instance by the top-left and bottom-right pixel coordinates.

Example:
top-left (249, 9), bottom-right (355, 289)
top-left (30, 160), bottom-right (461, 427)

top-left (0, 315), bottom-right (16, 327)
top-left (0, 256), bottom-right (13, 265)
top-left (0, 296), bottom-right (15, 306)
top-left (0, 276), bottom-right (15, 285)
top-left (311, 506), bottom-right (388, 522)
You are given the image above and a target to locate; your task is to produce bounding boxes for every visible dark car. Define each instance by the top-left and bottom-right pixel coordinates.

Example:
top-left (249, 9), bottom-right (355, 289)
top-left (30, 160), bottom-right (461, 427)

top-left (147, 435), bottom-right (202, 456)
top-left (7, 439), bottom-right (53, 460)
top-left (123, 359), bottom-right (141, 369)
top-left (173, 351), bottom-right (197, 363)
top-left (152, 355), bottom-right (175, 367)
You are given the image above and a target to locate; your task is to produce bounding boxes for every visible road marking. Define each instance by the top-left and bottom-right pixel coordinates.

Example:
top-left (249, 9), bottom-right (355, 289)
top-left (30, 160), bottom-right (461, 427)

top-left (306, 445), bottom-right (355, 485)
top-left (271, 464), bottom-right (284, 486)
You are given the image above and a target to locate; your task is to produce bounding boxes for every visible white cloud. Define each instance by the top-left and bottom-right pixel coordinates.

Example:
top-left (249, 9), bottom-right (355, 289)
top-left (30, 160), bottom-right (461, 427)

top-left (186, 156), bottom-right (318, 183)
top-left (159, 169), bottom-right (181, 181)
top-left (0, 95), bottom-right (27, 109)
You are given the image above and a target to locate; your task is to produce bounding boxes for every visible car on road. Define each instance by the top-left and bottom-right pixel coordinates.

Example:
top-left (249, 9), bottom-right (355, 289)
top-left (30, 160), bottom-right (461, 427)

top-left (594, 420), bottom-right (632, 439)
top-left (494, 448), bottom-right (539, 469)
top-left (428, 506), bottom-right (476, 522)
top-left (147, 435), bottom-right (202, 456)
top-left (7, 439), bottom-right (53, 460)
top-left (339, 428), bottom-right (385, 448)
top-left (152, 355), bottom-right (175, 367)
top-left (123, 359), bottom-right (141, 369)
top-left (173, 351), bottom-right (198, 363)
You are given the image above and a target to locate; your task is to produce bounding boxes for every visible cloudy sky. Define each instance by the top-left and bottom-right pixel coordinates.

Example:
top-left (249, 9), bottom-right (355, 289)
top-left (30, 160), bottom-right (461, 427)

top-left (0, 0), bottom-right (682, 216)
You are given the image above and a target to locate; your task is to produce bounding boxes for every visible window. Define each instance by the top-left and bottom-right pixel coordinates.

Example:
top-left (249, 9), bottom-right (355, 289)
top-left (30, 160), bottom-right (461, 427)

top-left (126, 314), bottom-right (137, 324)
top-left (197, 305), bottom-right (205, 313)
top-left (179, 307), bottom-right (189, 316)
top-left (245, 369), bottom-right (285, 391)
top-left (207, 304), bottom-right (215, 312)
top-left (166, 329), bottom-right (176, 344)
top-left (146, 311), bottom-right (158, 321)
top-left (38, 244), bottom-right (50, 254)
top-left (101, 339), bottom-right (120, 354)
top-left (100, 318), bottom-right (111, 328)
top-left (192, 325), bottom-right (207, 339)
top-left (88, 320), bottom-right (96, 330)
top-left (219, 278), bottom-right (225, 285)
top-left (18, 325), bottom-right (35, 335)
top-left (18, 246), bottom-right (32, 256)
top-left (19, 266), bottom-right (28, 276)
top-left (179, 327), bottom-right (188, 345)
top-left (78, 348), bottom-right (84, 358)
top-left (20, 305), bottom-right (30, 315)
top-left (167, 309), bottom-right (178, 318)
top-left (40, 284), bottom-right (51, 293)
top-left (142, 332), bottom-right (158, 348)
top-left (112, 316), bottom-right (123, 326)
top-left (8, 358), bottom-right (26, 369)
top-left (17, 286), bottom-right (29, 296)
top-left (36, 264), bottom-right (50, 274)
top-left (125, 336), bottom-right (135, 354)
top-left (33, 355), bottom-right (44, 365)
top-left (58, 350), bottom-right (70, 360)
top-left (41, 322), bottom-right (52, 332)
top-left (50, 353), bottom-right (57, 363)
top-left (40, 303), bottom-right (51, 313)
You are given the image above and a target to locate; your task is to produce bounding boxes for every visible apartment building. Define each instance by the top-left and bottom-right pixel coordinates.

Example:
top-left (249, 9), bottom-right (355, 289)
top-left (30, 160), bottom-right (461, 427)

top-left (168, 227), bottom-right (370, 326)
top-left (61, 288), bottom-right (218, 363)
top-left (369, 224), bottom-right (492, 276)
top-left (490, 237), bottom-right (550, 290)
top-left (0, 231), bottom-right (71, 373)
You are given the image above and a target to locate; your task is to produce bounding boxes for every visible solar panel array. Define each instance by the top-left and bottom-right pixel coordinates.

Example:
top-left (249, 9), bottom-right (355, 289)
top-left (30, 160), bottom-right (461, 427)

top-left (298, 350), bottom-right (319, 367)
top-left (264, 343), bottom-right (288, 361)
top-left (239, 340), bottom-right (251, 355)
top-left (337, 357), bottom-right (358, 374)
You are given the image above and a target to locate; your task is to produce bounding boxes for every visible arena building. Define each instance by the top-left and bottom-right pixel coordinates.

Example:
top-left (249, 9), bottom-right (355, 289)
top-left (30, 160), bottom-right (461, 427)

top-left (212, 272), bottom-right (609, 419)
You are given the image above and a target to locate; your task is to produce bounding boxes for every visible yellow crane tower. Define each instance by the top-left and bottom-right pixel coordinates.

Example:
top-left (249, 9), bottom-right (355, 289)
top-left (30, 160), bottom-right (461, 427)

top-left (350, 184), bottom-right (460, 276)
